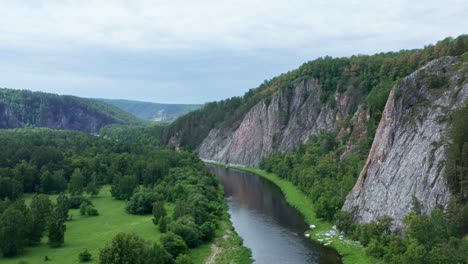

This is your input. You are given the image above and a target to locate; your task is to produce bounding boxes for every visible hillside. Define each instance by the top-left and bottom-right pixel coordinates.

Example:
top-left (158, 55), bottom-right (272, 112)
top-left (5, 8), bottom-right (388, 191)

top-left (0, 88), bottom-right (142, 133)
top-left (98, 99), bottom-right (201, 122)
top-left (163, 35), bottom-right (468, 229)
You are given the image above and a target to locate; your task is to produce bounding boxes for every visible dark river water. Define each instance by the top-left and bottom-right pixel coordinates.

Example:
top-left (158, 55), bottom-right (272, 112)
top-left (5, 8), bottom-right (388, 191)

top-left (207, 165), bottom-right (342, 264)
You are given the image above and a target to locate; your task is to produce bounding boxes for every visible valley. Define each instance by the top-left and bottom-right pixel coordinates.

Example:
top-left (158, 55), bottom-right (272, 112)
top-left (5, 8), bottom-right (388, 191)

top-left (0, 35), bottom-right (467, 264)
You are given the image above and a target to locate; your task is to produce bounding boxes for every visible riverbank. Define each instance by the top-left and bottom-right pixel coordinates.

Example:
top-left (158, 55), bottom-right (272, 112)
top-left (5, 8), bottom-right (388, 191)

top-left (207, 162), bottom-right (377, 264)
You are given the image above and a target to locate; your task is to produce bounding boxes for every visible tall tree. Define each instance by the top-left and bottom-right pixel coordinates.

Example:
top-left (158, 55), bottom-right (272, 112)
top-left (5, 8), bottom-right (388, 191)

top-left (29, 194), bottom-right (53, 244)
top-left (0, 207), bottom-right (28, 257)
top-left (69, 168), bottom-right (85, 195)
top-left (48, 206), bottom-right (66, 248)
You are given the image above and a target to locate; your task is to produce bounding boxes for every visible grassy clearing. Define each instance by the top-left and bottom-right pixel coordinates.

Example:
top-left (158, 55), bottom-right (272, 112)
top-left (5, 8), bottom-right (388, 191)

top-left (0, 186), bottom-right (173, 264)
top-left (208, 162), bottom-right (377, 264)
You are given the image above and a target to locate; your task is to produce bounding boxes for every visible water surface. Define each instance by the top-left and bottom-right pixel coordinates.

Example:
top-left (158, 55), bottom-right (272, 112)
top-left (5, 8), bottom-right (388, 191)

top-left (207, 165), bottom-right (342, 264)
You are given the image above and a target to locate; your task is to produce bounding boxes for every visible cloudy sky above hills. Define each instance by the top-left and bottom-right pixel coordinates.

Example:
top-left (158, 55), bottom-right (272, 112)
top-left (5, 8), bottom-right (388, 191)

top-left (1, 0), bottom-right (467, 103)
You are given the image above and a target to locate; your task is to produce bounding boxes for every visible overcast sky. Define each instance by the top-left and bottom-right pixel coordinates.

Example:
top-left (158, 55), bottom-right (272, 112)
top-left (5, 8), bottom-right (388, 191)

top-left (1, 0), bottom-right (467, 104)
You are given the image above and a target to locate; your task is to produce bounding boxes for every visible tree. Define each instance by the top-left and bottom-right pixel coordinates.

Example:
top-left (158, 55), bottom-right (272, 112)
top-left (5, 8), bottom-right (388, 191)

top-left (169, 216), bottom-right (202, 248)
top-left (142, 243), bottom-right (173, 264)
top-left (14, 160), bottom-right (36, 193)
top-left (111, 175), bottom-right (138, 200)
top-left (0, 207), bottom-right (28, 257)
top-left (0, 177), bottom-right (23, 201)
top-left (152, 202), bottom-right (167, 225)
top-left (29, 194), bottom-right (53, 244)
top-left (161, 232), bottom-right (188, 258)
top-left (48, 207), bottom-right (66, 248)
top-left (40, 169), bottom-right (66, 194)
top-left (55, 193), bottom-right (70, 221)
top-left (69, 168), bottom-right (85, 195)
top-left (99, 233), bottom-right (146, 264)
top-left (85, 172), bottom-right (100, 196)
top-left (159, 216), bottom-right (168, 233)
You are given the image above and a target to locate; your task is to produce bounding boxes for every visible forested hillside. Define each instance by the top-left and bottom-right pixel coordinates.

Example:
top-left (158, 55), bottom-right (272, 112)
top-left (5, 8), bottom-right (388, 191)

top-left (164, 35), bottom-right (468, 152)
top-left (160, 35), bottom-right (468, 263)
top-left (0, 89), bottom-right (142, 133)
top-left (98, 99), bottom-right (201, 122)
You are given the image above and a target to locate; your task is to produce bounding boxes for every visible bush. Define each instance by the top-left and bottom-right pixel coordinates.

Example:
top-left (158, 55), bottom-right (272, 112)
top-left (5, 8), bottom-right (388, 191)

top-left (126, 187), bottom-right (161, 215)
top-left (79, 249), bottom-right (92, 262)
top-left (169, 216), bottom-right (202, 248)
top-left (86, 206), bottom-right (99, 216)
top-left (161, 232), bottom-right (188, 258)
top-left (79, 202), bottom-right (87, 216)
top-left (70, 196), bottom-right (92, 209)
top-left (175, 254), bottom-right (193, 264)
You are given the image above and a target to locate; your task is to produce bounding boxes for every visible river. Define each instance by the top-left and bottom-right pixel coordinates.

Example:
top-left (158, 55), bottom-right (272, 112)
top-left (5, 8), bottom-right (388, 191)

top-left (207, 165), bottom-right (342, 264)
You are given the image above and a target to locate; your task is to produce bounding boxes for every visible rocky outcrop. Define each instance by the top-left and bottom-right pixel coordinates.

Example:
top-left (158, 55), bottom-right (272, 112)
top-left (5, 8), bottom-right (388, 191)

top-left (199, 78), bottom-right (346, 166)
top-left (343, 57), bottom-right (468, 229)
top-left (0, 102), bottom-right (20, 128)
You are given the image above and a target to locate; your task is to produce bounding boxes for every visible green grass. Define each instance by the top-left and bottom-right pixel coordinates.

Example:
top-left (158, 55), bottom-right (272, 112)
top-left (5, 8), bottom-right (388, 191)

top-left (208, 162), bottom-right (378, 264)
top-left (1, 186), bottom-right (173, 264)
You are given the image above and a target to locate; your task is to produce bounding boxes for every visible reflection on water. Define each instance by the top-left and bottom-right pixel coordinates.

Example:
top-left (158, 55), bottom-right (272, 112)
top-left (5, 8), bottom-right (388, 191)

top-left (207, 165), bottom-right (342, 264)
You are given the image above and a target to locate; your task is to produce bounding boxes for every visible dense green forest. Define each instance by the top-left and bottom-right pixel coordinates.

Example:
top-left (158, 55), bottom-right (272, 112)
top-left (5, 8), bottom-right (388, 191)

top-left (0, 88), bottom-right (142, 132)
top-left (98, 99), bottom-right (201, 122)
top-left (0, 128), bottom-right (231, 263)
top-left (163, 35), bottom-right (467, 150)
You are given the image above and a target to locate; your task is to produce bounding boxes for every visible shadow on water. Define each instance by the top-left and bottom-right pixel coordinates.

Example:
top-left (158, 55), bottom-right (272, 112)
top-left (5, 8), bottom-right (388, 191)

top-left (207, 165), bottom-right (342, 264)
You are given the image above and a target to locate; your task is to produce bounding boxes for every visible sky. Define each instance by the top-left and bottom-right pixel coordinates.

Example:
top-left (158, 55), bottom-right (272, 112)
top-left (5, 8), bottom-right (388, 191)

top-left (0, 0), bottom-right (467, 104)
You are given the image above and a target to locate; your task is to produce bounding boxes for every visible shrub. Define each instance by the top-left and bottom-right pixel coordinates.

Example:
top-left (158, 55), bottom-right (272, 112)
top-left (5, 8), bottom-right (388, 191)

top-left (161, 232), bottom-right (188, 258)
top-left (175, 254), bottom-right (193, 264)
top-left (79, 249), bottom-right (92, 262)
top-left (86, 206), bottom-right (99, 216)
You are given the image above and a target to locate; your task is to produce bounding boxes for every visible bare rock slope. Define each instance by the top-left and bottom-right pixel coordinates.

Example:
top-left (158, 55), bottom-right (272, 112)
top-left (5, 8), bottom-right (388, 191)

top-left (343, 56), bottom-right (468, 229)
top-left (198, 78), bottom-right (340, 166)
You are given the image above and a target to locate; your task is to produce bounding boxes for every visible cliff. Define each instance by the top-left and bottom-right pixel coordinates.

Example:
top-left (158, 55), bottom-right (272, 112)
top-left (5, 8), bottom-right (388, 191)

top-left (198, 78), bottom-right (341, 166)
top-left (0, 88), bottom-right (142, 133)
top-left (343, 56), bottom-right (468, 229)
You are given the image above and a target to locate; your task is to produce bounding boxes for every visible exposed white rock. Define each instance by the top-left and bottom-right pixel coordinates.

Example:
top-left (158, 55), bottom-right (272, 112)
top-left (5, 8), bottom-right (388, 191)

top-left (343, 57), bottom-right (468, 230)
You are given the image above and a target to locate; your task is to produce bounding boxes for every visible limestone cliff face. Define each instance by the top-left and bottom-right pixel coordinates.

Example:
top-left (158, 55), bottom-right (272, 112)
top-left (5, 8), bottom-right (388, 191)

top-left (0, 102), bottom-right (20, 129)
top-left (199, 78), bottom-right (341, 166)
top-left (343, 57), bottom-right (468, 229)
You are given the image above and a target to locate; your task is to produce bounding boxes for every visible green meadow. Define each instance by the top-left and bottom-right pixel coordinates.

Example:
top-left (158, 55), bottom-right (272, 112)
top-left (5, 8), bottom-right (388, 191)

top-left (0, 186), bottom-right (177, 264)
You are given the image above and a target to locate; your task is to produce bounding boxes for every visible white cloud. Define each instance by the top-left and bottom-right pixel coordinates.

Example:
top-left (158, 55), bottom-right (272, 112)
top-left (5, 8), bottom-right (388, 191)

top-left (0, 0), bottom-right (466, 103)
top-left (0, 0), bottom-right (466, 53)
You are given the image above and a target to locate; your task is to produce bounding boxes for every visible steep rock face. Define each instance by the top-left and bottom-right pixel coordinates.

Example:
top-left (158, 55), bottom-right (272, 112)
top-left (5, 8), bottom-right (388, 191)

top-left (199, 78), bottom-right (341, 166)
top-left (37, 97), bottom-right (121, 133)
top-left (0, 88), bottom-right (142, 133)
top-left (343, 57), bottom-right (468, 229)
top-left (0, 102), bottom-right (20, 128)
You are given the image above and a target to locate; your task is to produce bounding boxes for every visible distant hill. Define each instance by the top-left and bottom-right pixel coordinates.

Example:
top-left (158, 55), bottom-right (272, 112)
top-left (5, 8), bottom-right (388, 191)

top-left (98, 99), bottom-right (202, 122)
top-left (0, 88), bottom-right (142, 133)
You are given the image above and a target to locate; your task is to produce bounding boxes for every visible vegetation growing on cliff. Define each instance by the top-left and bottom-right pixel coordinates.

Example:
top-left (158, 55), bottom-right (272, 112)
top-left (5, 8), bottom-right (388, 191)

top-left (163, 35), bottom-right (467, 150)
top-left (335, 199), bottom-right (468, 264)
top-left (261, 132), bottom-right (367, 221)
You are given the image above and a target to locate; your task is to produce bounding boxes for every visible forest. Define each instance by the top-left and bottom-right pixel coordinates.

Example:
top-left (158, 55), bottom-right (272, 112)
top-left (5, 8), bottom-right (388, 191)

top-left (0, 128), bottom-right (229, 264)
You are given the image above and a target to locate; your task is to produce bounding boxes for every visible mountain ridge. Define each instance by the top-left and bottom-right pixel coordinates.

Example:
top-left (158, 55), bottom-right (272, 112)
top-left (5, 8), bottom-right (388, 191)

top-left (0, 88), bottom-right (142, 133)
top-left (98, 98), bottom-right (202, 122)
